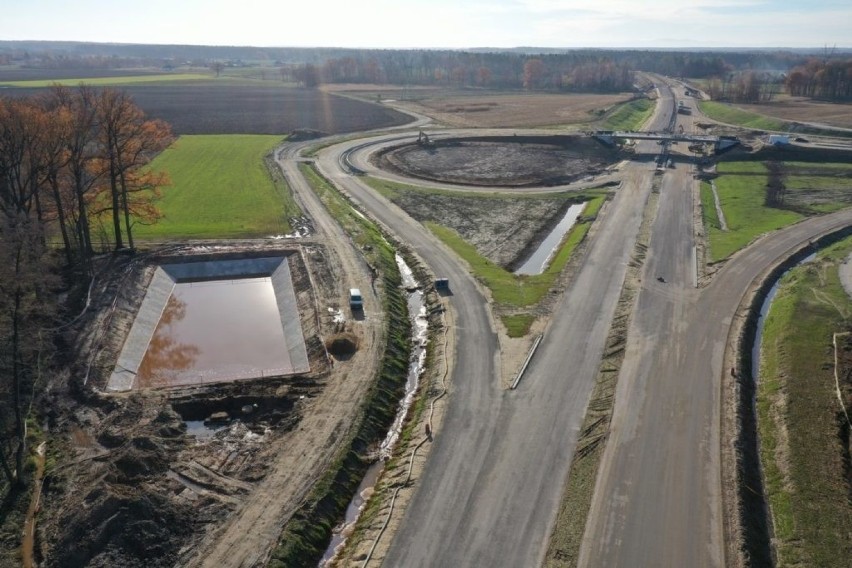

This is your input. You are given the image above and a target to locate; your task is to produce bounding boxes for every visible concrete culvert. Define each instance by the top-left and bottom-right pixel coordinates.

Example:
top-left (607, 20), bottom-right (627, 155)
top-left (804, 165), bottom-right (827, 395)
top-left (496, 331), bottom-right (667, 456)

top-left (326, 333), bottom-right (360, 358)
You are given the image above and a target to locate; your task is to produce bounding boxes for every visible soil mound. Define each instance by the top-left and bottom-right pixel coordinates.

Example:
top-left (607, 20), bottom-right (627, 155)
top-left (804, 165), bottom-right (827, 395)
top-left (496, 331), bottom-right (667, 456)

top-left (49, 487), bottom-right (194, 568)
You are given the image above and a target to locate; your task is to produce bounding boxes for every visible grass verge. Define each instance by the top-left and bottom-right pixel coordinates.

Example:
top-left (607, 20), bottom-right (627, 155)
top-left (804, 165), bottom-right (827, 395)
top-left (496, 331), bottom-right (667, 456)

top-left (425, 202), bottom-right (599, 308)
top-left (700, 181), bottom-right (722, 233)
top-left (757, 238), bottom-right (852, 566)
top-left (699, 101), bottom-right (787, 131)
top-left (600, 98), bottom-right (654, 131)
top-left (705, 160), bottom-right (852, 262)
top-left (699, 100), bottom-right (852, 138)
top-left (134, 135), bottom-right (299, 239)
top-left (501, 313), bottom-right (536, 337)
top-left (268, 164), bottom-right (411, 567)
top-left (365, 176), bottom-right (610, 311)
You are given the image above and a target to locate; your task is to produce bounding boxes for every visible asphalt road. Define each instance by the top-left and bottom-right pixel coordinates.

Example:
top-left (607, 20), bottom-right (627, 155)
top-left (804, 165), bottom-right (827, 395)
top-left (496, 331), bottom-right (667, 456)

top-left (311, 80), bottom-right (852, 567)
top-left (580, 84), bottom-right (852, 567)
top-left (313, 82), bottom-right (676, 566)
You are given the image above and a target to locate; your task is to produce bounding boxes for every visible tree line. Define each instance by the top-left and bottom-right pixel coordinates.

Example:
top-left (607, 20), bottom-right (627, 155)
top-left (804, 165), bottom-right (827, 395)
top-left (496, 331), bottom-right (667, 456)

top-left (0, 86), bottom-right (172, 497)
top-left (704, 71), bottom-right (779, 104)
top-left (786, 58), bottom-right (852, 101)
top-left (289, 52), bottom-right (636, 92)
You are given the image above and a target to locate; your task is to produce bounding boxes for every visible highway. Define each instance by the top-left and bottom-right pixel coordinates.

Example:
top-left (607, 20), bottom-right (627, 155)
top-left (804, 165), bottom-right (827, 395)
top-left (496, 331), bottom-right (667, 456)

top-left (580, 85), bottom-right (852, 567)
top-left (313, 82), bottom-right (677, 566)
top-left (303, 80), bottom-right (852, 567)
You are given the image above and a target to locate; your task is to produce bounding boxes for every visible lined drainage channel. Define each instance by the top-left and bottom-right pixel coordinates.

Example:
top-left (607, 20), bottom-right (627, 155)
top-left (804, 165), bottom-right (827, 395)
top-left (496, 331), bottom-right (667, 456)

top-left (319, 253), bottom-right (428, 566)
top-left (515, 202), bottom-right (586, 275)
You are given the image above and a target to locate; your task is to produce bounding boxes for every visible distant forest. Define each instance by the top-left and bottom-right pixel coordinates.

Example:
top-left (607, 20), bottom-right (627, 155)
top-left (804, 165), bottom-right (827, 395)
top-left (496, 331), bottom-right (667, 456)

top-left (1, 41), bottom-right (851, 100)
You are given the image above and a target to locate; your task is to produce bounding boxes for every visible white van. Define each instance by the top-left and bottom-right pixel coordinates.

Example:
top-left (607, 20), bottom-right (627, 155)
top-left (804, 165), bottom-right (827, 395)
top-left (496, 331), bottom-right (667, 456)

top-left (349, 288), bottom-right (363, 310)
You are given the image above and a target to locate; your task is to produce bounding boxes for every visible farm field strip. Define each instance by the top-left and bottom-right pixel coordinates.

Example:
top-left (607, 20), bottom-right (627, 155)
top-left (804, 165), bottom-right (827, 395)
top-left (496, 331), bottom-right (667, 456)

top-left (698, 100), bottom-right (852, 137)
top-left (399, 92), bottom-right (633, 128)
top-left (135, 134), bottom-right (298, 239)
top-left (729, 96), bottom-right (852, 130)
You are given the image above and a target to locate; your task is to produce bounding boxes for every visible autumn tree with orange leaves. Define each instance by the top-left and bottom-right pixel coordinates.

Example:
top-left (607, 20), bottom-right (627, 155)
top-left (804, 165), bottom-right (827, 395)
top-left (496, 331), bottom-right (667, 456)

top-left (96, 89), bottom-right (173, 250)
top-left (0, 86), bottom-right (172, 498)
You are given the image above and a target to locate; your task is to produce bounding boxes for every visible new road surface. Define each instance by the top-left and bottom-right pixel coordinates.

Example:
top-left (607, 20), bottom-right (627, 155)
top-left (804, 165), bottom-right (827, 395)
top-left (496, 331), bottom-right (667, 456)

top-left (294, 78), bottom-right (852, 567)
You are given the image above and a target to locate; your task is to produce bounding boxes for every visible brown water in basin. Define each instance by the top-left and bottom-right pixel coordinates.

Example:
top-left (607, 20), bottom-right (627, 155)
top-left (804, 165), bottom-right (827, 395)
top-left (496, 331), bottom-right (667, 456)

top-left (136, 277), bottom-right (292, 388)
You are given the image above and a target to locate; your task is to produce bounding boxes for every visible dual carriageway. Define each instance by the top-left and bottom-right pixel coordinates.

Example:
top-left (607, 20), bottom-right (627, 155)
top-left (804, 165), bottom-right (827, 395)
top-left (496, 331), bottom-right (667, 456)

top-left (283, 79), bottom-right (852, 567)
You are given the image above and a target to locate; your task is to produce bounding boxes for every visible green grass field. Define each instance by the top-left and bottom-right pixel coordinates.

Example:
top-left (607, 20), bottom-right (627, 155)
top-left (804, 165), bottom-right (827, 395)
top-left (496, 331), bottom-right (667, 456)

top-left (705, 161), bottom-right (852, 261)
top-left (134, 135), bottom-right (298, 239)
top-left (601, 98), bottom-right (654, 131)
top-left (758, 240), bottom-right (852, 566)
top-left (0, 73), bottom-right (213, 87)
top-left (698, 101), bottom-right (787, 131)
top-left (704, 162), bottom-right (802, 261)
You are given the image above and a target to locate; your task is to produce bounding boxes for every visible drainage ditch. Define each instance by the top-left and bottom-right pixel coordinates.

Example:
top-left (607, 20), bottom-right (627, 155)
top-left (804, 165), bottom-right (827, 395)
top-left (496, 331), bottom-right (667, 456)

top-left (318, 254), bottom-right (428, 567)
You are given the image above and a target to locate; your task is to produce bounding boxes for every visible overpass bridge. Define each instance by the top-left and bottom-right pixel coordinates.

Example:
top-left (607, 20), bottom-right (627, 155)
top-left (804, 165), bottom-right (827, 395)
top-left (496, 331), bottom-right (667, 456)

top-left (592, 131), bottom-right (740, 153)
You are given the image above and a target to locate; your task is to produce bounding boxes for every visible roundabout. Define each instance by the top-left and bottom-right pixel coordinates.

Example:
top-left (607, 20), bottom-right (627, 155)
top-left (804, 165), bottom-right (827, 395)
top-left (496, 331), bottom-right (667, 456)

top-left (372, 134), bottom-right (620, 187)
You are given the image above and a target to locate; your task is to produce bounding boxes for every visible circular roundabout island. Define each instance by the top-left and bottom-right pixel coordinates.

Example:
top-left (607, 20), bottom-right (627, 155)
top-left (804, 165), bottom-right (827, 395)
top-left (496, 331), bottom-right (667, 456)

top-left (373, 134), bottom-right (620, 187)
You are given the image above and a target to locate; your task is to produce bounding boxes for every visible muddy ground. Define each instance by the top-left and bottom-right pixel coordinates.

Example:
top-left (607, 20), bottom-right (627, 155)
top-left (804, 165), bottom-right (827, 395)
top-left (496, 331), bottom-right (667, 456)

top-left (380, 189), bottom-right (597, 269)
top-left (375, 136), bottom-right (618, 187)
top-left (31, 240), bottom-right (377, 567)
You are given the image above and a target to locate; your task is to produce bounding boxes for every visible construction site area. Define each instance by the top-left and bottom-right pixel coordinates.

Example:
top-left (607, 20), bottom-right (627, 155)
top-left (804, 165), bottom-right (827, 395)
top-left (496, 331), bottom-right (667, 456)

top-left (31, 239), bottom-right (393, 566)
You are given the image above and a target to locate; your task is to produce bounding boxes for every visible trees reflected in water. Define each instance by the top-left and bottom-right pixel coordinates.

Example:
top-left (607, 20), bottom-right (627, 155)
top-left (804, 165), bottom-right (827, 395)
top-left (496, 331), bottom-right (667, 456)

top-left (136, 295), bottom-right (200, 388)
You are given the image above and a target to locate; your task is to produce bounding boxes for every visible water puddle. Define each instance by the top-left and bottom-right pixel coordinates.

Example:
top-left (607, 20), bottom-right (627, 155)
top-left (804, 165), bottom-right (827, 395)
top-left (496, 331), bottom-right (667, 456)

top-left (319, 254), bottom-right (428, 566)
top-left (515, 202), bottom-right (586, 275)
top-left (319, 462), bottom-right (383, 565)
top-left (184, 420), bottom-right (227, 440)
top-left (137, 277), bottom-right (292, 388)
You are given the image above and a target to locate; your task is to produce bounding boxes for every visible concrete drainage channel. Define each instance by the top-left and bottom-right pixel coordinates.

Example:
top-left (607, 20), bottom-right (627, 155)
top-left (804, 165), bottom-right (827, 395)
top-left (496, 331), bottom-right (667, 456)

top-left (319, 254), bottom-right (429, 567)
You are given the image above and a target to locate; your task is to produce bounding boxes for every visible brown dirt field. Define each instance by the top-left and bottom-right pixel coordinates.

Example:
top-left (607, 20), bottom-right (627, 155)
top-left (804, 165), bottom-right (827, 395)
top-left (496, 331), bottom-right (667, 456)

top-left (395, 92), bottom-right (633, 128)
top-left (732, 96), bottom-right (852, 129)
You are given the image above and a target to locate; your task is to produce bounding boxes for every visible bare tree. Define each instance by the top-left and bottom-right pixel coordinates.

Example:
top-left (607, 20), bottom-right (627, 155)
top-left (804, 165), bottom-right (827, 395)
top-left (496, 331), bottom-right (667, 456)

top-left (0, 213), bottom-right (57, 494)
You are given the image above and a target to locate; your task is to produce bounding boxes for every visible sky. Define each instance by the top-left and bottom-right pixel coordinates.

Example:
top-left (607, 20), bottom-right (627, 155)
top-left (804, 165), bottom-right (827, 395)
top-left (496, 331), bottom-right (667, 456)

top-left (2, 0), bottom-right (850, 49)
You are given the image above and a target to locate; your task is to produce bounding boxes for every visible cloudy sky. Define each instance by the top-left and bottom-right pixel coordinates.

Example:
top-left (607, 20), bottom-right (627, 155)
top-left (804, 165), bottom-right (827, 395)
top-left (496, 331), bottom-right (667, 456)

top-left (2, 0), bottom-right (850, 49)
